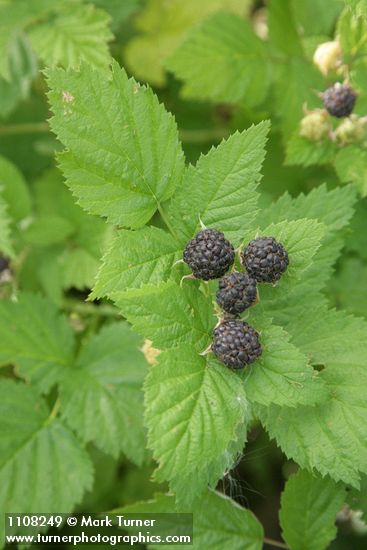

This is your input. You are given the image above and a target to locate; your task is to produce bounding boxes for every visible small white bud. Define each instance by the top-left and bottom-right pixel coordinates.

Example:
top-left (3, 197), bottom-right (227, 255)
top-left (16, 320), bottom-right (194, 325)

top-left (313, 40), bottom-right (342, 75)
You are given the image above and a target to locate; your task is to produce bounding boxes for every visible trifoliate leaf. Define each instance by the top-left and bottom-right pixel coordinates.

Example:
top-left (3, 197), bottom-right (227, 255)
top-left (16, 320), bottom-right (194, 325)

top-left (0, 154), bottom-right (31, 221)
top-left (121, 490), bottom-right (264, 550)
top-left (91, 226), bottom-right (180, 299)
top-left (124, 0), bottom-right (249, 87)
top-left (0, 380), bottom-right (93, 542)
top-left (166, 13), bottom-right (271, 105)
top-left (46, 61), bottom-right (185, 228)
top-left (28, 4), bottom-right (113, 71)
top-left (257, 309), bottom-right (367, 486)
top-left (280, 470), bottom-right (345, 550)
top-left (60, 322), bottom-right (147, 464)
top-left (168, 121), bottom-right (270, 246)
top-left (0, 194), bottom-right (14, 258)
top-left (243, 324), bottom-right (326, 407)
top-left (0, 293), bottom-right (75, 393)
top-left (114, 281), bottom-right (215, 352)
top-left (144, 347), bottom-right (249, 504)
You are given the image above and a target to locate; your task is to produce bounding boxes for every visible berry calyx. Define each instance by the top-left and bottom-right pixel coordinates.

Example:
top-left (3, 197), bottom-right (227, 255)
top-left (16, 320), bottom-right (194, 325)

top-left (241, 237), bottom-right (289, 284)
top-left (183, 228), bottom-right (235, 280)
top-left (323, 83), bottom-right (357, 118)
top-left (212, 319), bottom-right (262, 369)
top-left (216, 271), bottom-right (257, 315)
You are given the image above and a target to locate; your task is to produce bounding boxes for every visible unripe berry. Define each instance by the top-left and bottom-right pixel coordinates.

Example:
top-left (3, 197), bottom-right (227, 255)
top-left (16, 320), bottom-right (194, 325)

top-left (335, 115), bottom-right (367, 145)
top-left (299, 110), bottom-right (331, 141)
top-left (313, 40), bottom-right (342, 75)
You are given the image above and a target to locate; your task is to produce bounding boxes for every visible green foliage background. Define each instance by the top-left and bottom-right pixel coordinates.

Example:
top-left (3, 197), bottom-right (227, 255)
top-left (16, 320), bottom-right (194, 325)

top-left (1, 1), bottom-right (367, 549)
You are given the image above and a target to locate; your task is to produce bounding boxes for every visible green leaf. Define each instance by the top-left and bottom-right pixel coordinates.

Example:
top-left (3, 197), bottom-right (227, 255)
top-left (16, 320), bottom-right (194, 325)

top-left (124, 0), bottom-right (249, 87)
top-left (91, 226), bottom-right (180, 299)
top-left (144, 347), bottom-right (249, 503)
top-left (0, 193), bottom-right (14, 258)
top-left (46, 61), bottom-right (185, 228)
top-left (60, 322), bottom-right (147, 464)
top-left (0, 0), bottom-right (51, 80)
top-left (259, 184), bottom-right (357, 291)
top-left (0, 33), bottom-right (38, 118)
top-left (61, 248), bottom-right (100, 291)
top-left (114, 281), bottom-right (215, 352)
top-left (337, 6), bottom-right (367, 64)
top-left (23, 214), bottom-right (75, 246)
top-left (0, 154), bottom-right (31, 221)
top-left (28, 3), bottom-right (113, 71)
top-left (243, 324), bottom-right (326, 407)
top-left (286, 134), bottom-right (337, 168)
top-left (168, 121), bottom-right (270, 246)
top-left (334, 146), bottom-right (367, 196)
top-left (290, 0), bottom-right (343, 36)
top-left (0, 293), bottom-right (75, 393)
top-left (328, 257), bottom-right (367, 318)
top-left (92, 0), bottom-right (139, 31)
top-left (257, 310), bottom-right (367, 486)
top-left (121, 490), bottom-right (264, 550)
top-left (280, 470), bottom-right (345, 550)
top-left (0, 380), bottom-right (93, 541)
top-left (166, 13), bottom-right (271, 105)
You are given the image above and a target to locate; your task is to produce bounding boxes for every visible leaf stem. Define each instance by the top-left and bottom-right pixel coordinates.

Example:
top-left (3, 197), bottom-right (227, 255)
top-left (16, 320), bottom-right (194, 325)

top-left (157, 203), bottom-right (179, 240)
top-left (46, 398), bottom-right (61, 425)
top-left (264, 537), bottom-right (289, 549)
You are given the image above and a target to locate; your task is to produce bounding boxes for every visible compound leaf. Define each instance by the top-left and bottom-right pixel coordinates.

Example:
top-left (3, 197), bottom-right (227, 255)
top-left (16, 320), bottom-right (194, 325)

top-left (0, 380), bottom-right (93, 541)
top-left (114, 281), bottom-right (215, 352)
top-left (121, 490), bottom-right (263, 550)
top-left (60, 322), bottom-right (147, 464)
top-left (166, 12), bottom-right (271, 105)
top-left (168, 121), bottom-right (270, 246)
top-left (0, 293), bottom-right (74, 393)
top-left (243, 324), bottom-right (326, 408)
top-left (144, 347), bottom-right (249, 504)
top-left (29, 3), bottom-right (113, 71)
top-left (46, 61), bottom-right (185, 227)
top-left (280, 470), bottom-right (345, 550)
top-left (91, 226), bottom-right (180, 299)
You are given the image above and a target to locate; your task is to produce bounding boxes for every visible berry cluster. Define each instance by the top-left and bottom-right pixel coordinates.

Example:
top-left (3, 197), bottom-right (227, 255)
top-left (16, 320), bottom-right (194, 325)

top-left (183, 229), bottom-right (289, 370)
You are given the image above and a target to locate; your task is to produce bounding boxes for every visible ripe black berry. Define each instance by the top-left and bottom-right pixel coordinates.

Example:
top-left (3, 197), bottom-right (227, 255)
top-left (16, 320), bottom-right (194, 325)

top-left (212, 319), bottom-right (262, 369)
top-left (241, 237), bottom-right (289, 283)
top-left (183, 228), bottom-right (235, 280)
top-left (216, 271), bottom-right (257, 315)
top-left (323, 83), bottom-right (357, 118)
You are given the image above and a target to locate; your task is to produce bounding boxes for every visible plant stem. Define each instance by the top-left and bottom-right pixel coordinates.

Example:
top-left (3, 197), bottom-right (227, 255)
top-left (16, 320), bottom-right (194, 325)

top-left (263, 537), bottom-right (289, 549)
top-left (0, 122), bottom-right (49, 136)
top-left (62, 299), bottom-right (120, 318)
